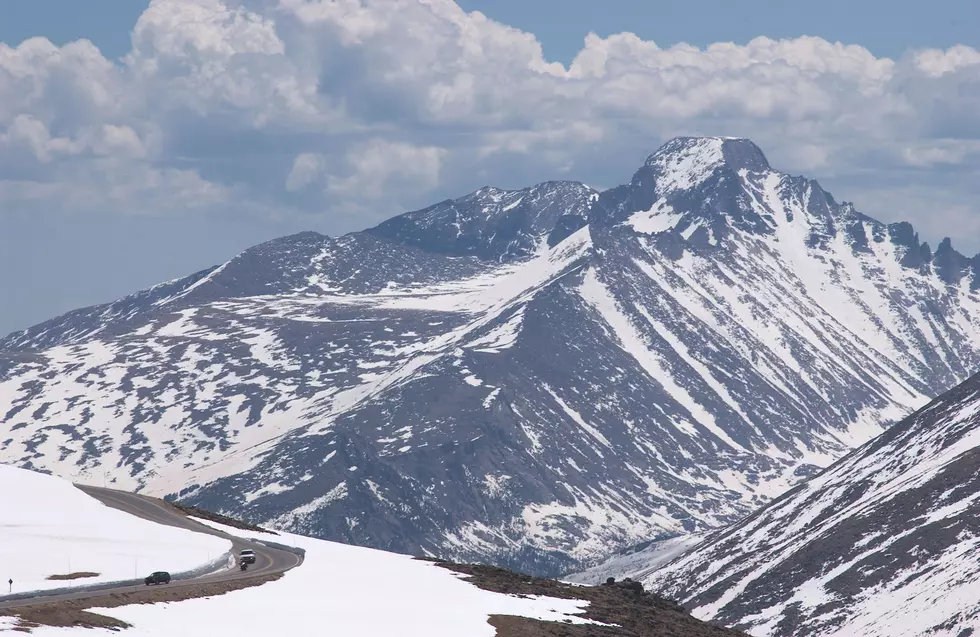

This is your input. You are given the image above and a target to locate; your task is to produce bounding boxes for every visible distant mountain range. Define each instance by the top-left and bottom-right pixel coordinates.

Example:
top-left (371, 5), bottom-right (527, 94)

top-left (3, 136), bottom-right (980, 574)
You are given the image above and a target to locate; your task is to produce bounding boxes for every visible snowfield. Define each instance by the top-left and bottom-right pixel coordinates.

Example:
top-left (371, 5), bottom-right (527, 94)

top-left (0, 466), bottom-right (230, 595)
top-left (1, 516), bottom-right (602, 636)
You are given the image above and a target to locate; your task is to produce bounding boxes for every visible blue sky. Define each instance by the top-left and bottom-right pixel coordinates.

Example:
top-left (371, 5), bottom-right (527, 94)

top-left (2, 0), bottom-right (980, 334)
top-left (0, 1), bottom-right (147, 60)
top-left (4, 0), bottom-right (979, 63)
top-left (459, 0), bottom-right (980, 63)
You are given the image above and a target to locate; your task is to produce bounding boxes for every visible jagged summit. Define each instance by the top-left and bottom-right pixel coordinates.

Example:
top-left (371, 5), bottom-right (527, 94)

top-left (589, 136), bottom-right (777, 236)
top-left (600, 137), bottom-right (980, 283)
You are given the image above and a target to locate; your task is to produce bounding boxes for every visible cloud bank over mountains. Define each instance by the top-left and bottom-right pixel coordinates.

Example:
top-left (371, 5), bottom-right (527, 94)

top-left (2, 0), bottom-right (980, 241)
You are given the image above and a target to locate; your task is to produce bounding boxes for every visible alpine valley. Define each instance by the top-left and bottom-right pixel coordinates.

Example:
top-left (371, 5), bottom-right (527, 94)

top-left (3, 137), bottom-right (980, 575)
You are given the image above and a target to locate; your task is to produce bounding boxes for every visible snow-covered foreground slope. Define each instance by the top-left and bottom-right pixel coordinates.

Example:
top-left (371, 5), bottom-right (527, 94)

top-left (3, 137), bottom-right (980, 573)
top-left (645, 369), bottom-right (980, 637)
top-left (0, 466), bottom-right (229, 595)
top-left (0, 519), bottom-right (600, 637)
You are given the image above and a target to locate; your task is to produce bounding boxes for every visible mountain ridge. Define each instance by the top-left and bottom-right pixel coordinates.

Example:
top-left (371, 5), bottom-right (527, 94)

top-left (5, 136), bottom-right (979, 352)
top-left (3, 136), bottom-right (980, 575)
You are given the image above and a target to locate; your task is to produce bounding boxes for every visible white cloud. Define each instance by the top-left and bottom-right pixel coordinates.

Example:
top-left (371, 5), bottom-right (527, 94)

top-left (913, 45), bottom-right (980, 77)
top-left (0, 158), bottom-right (230, 214)
top-left (1, 0), bottom-right (980, 248)
top-left (900, 142), bottom-right (976, 168)
top-left (91, 124), bottom-right (147, 158)
top-left (286, 152), bottom-right (326, 192)
top-left (326, 139), bottom-right (446, 200)
top-left (0, 118), bottom-right (148, 165)
top-left (1, 115), bottom-right (71, 163)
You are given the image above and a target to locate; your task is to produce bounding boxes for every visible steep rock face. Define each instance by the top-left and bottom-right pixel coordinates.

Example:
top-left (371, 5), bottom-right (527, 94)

top-left (645, 369), bottom-right (980, 637)
top-left (2, 137), bottom-right (980, 574)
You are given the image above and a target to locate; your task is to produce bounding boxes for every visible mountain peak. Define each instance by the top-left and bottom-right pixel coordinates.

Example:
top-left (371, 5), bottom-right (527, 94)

top-left (646, 136), bottom-right (770, 174)
top-left (638, 136), bottom-right (771, 199)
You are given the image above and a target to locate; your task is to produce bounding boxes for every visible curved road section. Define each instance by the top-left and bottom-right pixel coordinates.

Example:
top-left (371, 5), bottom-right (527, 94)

top-left (0, 485), bottom-right (303, 611)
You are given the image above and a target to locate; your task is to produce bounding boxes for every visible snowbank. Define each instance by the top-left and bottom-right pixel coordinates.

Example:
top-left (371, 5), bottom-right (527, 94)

top-left (0, 466), bottom-right (230, 595)
top-left (15, 517), bottom-right (601, 636)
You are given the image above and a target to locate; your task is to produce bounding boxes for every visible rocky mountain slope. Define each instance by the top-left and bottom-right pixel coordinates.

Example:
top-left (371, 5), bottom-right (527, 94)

top-left (565, 533), bottom-right (709, 586)
top-left (645, 367), bottom-right (980, 637)
top-left (3, 137), bottom-right (980, 574)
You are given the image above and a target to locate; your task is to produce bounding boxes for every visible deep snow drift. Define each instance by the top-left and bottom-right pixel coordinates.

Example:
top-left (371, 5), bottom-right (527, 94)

top-left (0, 517), bottom-right (601, 637)
top-left (0, 465), bottom-right (229, 595)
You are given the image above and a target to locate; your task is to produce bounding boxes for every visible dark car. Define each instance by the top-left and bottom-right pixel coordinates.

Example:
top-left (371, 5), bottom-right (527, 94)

top-left (239, 549), bottom-right (256, 565)
top-left (144, 571), bottom-right (171, 586)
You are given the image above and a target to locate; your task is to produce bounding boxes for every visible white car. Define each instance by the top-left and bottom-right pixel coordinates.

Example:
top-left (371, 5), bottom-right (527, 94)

top-left (239, 549), bottom-right (256, 564)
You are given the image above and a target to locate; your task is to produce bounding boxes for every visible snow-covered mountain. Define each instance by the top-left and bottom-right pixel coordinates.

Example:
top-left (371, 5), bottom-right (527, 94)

top-left (3, 136), bottom-right (980, 574)
top-left (644, 366), bottom-right (980, 637)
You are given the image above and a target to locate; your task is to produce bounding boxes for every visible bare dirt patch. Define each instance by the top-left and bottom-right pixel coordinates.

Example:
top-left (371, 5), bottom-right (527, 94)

top-left (7, 607), bottom-right (130, 632)
top-left (431, 561), bottom-right (746, 637)
top-left (1, 573), bottom-right (281, 633)
top-left (44, 573), bottom-right (100, 581)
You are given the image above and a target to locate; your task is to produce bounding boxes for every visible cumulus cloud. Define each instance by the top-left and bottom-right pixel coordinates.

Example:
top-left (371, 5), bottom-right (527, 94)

top-left (2, 0), bottom-right (980, 246)
top-left (285, 153), bottom-right (326, 192)
top-left (326, 139), bottom-right (446, 200)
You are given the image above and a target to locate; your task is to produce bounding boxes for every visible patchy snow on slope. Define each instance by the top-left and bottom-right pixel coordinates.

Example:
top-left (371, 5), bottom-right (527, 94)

top-left (647, 374), bottom-right (980, 637)
top-left (467, 306), bottom-right (527, 353)
top-left (0, 466), bottom-right (230, 595)
top-left (331, 226), bottom-right (593, 315)
top-left (565, 534), bottom-right (708, 585)
top-left (12, 518), bottom-right (602, 637)
top-left (578, 267), bottom-right (749, 453)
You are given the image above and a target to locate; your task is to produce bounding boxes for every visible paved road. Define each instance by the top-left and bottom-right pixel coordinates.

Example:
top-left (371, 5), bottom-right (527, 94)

top-left (0, 485), bottom-right (303, 611)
